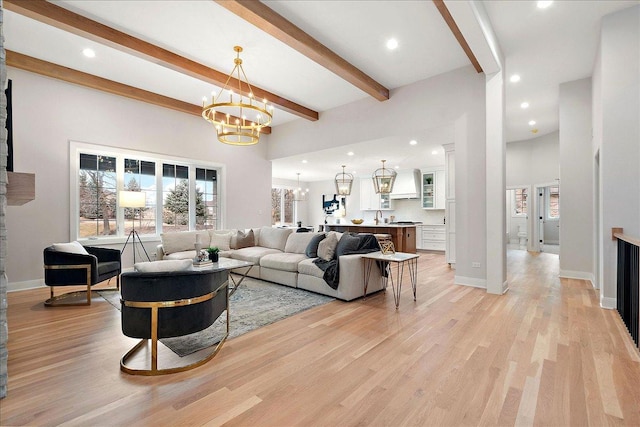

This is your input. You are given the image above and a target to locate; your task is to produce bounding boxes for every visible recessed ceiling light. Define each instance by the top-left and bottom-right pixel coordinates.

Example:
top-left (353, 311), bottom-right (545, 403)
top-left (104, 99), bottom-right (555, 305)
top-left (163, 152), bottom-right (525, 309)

top-left (409, 140), bottom-right (417, 145)
top-left (82, 48), bottom-right (96, 58)
top-left (520, 102), bottom-right (529, 109)
top-left (431, 150), bottom-right (438, 155)
top-left (528, 120), bottom-right (536, 126)
top-left (347, 151), bottom-right (354, 156)
top-left (510, 74), bottom-right (521, 83)
top-left (302, 159), bottom-right (308, 163)
top-left (386, 38), bottom-right (399, 50)
top-left (352, 171), bottom-right (357, 174)
top-left (394, 165), bottom-right (400, 169)
top-left (537, 1), bottom-right (553, 9)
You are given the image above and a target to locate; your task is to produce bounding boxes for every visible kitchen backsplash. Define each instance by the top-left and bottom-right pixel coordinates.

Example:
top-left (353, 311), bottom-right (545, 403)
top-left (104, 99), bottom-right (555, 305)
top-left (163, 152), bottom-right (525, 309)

top-left (358, 199), bottom-right (445, 224)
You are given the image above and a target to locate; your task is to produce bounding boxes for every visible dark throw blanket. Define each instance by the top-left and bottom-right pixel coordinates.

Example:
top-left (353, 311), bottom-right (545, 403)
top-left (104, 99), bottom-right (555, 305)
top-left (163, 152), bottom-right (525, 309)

top-left (313, 233), bottom-right (380, 289)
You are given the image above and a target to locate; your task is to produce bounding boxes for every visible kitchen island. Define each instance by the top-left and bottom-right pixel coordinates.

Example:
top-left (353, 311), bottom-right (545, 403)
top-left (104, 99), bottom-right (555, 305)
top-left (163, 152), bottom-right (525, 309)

top-left (323, 223), bottom-right (417, 254)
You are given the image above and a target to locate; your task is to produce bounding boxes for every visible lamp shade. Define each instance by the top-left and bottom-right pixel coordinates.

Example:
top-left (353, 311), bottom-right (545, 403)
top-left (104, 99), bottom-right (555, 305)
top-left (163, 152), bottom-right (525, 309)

top-left (335, 165), bottom-right (354, 196)
top-left (372, 160), bottom-right (397, 194)
top-left (119, 191), bottom-right (146, 208)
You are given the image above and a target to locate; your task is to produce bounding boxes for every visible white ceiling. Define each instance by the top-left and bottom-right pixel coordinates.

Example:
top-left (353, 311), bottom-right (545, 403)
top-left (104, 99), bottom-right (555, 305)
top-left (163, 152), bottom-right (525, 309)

top-left (4, 0), bottom-right (638, 182)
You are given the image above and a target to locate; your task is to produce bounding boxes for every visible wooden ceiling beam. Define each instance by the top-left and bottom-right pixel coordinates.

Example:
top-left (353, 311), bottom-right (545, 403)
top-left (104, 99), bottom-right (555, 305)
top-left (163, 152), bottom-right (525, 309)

top-left (432, 0), bottom-right (483, 73)
top-left (6, 51), bottom-right (271, 134)
top-left (3, 0), bottom-right (317, 121)
top-left (216, 0), bottom-right (390, 102)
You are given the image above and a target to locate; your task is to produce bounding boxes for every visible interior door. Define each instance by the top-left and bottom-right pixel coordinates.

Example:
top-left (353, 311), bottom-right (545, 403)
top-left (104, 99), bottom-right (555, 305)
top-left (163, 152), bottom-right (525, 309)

top-left (538, 188), bottom-right (545, 252)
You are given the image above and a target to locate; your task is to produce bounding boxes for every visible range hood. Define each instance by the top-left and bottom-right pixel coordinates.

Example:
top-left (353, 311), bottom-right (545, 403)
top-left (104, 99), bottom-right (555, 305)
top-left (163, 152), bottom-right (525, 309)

top-left (390, 169), bottom-right (421, 199)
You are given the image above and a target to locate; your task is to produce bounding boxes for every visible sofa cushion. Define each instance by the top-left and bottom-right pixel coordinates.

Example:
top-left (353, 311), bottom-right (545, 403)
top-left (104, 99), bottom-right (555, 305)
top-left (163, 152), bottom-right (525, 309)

top-left (285, 232), bottom-right (321, 254)
top-left (210, 232), bottom-right (232, 251)
top-left (297, 258), bottom-right (324, 279)
top-left (134, 259), bottom-right (194, 272)
top-left (260, 253), bottom-right (308, 272)
top-left (305, 233), bottom-right (326, 258)
top-left (230, 246), bottom-right (282, 264)
top-left (236, 229), bottom-right (255, 249)
top-left (52, 241), bottom-right (88, 255)
top-left (317, 232), bottom-right (339, 261)
top-left (258, 226), bottom-right (292, 251)
top-left (161, 231), bottom-right (209, 255)
top-left (335, 232), bottom-right (362, 257)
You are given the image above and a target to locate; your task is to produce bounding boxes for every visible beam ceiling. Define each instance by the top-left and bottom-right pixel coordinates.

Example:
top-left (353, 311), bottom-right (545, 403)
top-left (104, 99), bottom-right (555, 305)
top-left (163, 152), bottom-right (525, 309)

top-left (3, 0), bottom-right (318, 121)
top-left (6, 50), bottom-right (271, 133)
top-left (432, 0), bottom-right (483, 73)
top-left (216, 0), bottom-right (390, 102)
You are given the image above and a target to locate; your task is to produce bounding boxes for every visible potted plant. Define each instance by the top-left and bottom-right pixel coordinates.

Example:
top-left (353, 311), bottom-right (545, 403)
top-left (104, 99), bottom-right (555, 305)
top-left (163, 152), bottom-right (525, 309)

top-left (206, 246), bottom-right (219, 262)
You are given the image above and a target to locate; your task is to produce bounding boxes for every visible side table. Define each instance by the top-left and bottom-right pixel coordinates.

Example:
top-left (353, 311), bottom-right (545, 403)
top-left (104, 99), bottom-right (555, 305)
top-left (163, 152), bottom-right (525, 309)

top-left (362, 251), bottom-right (419, 309)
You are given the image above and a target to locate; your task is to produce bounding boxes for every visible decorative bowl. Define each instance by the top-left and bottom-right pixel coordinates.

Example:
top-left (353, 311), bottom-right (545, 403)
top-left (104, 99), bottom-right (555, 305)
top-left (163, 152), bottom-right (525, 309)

top-left (351, 219), bottom-right (364, 224)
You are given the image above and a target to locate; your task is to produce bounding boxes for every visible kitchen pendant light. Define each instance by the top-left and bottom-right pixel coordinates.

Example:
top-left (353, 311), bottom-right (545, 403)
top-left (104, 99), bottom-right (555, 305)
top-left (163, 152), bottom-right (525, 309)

top-left (334, 165), bottom-right (354, 196)
top-left (372, 160), bottom-right (397, 194)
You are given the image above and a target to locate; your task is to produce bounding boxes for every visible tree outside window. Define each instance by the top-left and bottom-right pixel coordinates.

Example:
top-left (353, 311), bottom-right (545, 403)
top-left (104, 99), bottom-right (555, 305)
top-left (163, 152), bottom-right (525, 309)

top-left (124, 159), bottom-right (156, 235)
top-left (78, 154), bottom-right (116, 238)
top-left (271, 187), bottom-right (295, 226)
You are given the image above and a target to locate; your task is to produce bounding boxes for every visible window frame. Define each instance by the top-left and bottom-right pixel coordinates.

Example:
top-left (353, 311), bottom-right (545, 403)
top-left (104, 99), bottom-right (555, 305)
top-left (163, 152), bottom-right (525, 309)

top-left (70, 141), bottom-right (226, 244)
top-left (511, 187), bottom-right (528, 218)
top-left (271, 184), bottom-right (297, 226)
top-left (546, 186), bottom-right (560, 220)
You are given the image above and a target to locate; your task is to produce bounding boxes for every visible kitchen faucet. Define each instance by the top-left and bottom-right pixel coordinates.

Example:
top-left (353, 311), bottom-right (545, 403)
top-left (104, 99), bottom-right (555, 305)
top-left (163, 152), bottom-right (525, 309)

top-left (374, 210), bottom-right (382, 225)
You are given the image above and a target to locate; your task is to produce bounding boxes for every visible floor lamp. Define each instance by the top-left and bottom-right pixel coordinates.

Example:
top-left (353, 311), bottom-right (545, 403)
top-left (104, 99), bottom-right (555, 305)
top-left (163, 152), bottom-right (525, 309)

top-left (120, 191), bottom-right (151, 263)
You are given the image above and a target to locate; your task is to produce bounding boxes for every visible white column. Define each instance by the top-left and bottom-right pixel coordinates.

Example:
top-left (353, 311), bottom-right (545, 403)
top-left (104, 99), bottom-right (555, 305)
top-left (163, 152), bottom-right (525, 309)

top-left (485, 71), bottom-right (507, 295)
top-left (443, 143), bottom-right (456, 268)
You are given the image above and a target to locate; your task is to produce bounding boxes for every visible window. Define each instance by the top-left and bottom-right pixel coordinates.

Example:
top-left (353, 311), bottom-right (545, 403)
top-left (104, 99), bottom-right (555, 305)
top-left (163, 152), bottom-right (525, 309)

top-left (72, 142), bottom-right (223, 241)
top-left (78, 154), bottom-right (116, 237)
top-left (162, 163), bottom-right (190, 232)
top-left (548, 186), bottom-right (559, 219)
top-left (196, 168), bottom-right (218, 230)
top-left (513, 188), bottom-right (528, 216)
top-left (271, 187), bottom-right (295, 226)
top-left (124, 158), bottom-right (156, 235)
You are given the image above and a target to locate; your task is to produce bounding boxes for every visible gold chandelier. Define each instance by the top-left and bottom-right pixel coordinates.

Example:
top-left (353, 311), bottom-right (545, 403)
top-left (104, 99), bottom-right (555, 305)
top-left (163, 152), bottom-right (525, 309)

top-left (202, 46), bottom-right (273, 146)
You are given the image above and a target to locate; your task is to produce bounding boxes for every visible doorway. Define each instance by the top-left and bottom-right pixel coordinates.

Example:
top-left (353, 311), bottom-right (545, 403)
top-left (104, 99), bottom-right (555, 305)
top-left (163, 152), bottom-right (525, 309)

top-left (536, 184), bottom-right (560, 254)
top-left (506, 186), bottom-right (531, 251)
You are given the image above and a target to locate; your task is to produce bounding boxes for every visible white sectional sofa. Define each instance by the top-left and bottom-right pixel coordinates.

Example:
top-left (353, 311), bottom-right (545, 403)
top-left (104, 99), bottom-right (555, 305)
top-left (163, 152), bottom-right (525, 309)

top-left (156, 227), bottom-right (385, 301)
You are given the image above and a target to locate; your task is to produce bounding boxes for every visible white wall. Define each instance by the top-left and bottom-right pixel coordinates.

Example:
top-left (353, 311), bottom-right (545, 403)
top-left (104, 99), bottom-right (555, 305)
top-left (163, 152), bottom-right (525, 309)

top-left (559, 78), bottom-right (594, 280)
top-left (7, 68), bottom-right (272, 287)
top-left (269, 66), bottom-right (487, 287)
top-left (506, 132), bottom-right (559, 187)
top-left (595, 5), bottom-right (640, 307)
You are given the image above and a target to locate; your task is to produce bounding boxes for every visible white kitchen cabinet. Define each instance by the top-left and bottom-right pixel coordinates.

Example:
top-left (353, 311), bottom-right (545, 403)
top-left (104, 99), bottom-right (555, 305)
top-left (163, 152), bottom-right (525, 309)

top-left (421, 224), bottom-right (445, 251)
top-left (421, 168), bottom-right (445, 210)
top-left (360, 178), bottom-right (393, 210)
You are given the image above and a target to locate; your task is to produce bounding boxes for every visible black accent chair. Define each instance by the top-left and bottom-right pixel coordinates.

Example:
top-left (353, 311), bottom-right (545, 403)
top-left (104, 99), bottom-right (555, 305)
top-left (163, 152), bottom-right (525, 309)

top-left (43, 246), bottom-right (121, 307)
top-left (120, 269), bottom-right (228, 375)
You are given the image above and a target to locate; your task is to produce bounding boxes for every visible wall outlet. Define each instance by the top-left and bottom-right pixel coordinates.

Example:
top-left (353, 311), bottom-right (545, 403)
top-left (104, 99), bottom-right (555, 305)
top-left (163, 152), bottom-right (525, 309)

top-left (472, 262), bottom-right (481, 268)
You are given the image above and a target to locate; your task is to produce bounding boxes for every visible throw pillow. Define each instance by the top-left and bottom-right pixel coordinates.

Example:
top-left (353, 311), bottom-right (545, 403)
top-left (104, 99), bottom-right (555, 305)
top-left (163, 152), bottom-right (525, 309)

top-left (305, 233), bottom-right (326, 258)
top-left (335, 232), bottom-right (361, 257)
top-left (52, 241), bottom-right (89, 255)
top-left (236, 229), bottom-right (255, 249)
top-left (210, 232), bottom-right (232, 251)
top-left (317, 232), bottom-right (338, 261)
top-left (134, 259), bottom-right (194, 273)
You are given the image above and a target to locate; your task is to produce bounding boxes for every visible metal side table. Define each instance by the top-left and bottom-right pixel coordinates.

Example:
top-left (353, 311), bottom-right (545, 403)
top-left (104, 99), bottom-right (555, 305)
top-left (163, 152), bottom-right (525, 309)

top-left (362, 251), bottom-right (419, 309)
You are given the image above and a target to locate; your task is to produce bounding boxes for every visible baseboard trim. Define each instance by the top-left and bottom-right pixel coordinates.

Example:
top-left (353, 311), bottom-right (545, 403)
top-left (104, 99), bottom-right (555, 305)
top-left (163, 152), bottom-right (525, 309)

top-left (559, 270), bottom-right (594, 287)
top-left (8, 279), bottom-right (45, 292)
top-left (600, 296), bottom-right (616, 310)
top-left (455, 275), bottom-right (486, 289)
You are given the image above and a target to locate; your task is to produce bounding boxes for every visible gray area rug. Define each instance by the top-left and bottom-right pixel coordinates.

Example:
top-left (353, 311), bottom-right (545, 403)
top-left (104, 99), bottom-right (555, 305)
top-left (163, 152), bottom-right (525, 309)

top-left (97, 278), bottom-right (334, 357)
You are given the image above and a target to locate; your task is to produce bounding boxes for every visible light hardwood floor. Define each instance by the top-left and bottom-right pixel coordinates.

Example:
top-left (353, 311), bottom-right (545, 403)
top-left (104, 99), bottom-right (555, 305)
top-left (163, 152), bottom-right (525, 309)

top-left (2, 250), bottom-right (639, 426)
